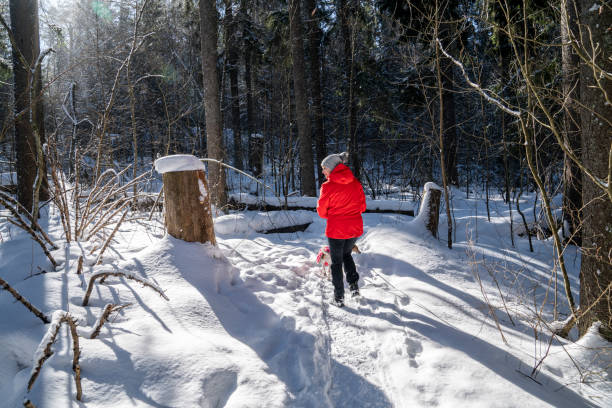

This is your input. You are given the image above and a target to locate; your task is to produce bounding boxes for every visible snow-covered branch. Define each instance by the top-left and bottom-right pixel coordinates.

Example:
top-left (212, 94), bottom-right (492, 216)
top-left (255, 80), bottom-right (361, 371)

top-left (435, 38), bottom-right (521, 118)
top-left (27, 311), bottom-right (82, 401)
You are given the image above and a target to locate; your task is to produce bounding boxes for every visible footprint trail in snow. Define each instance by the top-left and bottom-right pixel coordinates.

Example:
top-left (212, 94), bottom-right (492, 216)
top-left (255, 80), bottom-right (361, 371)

top-left (222, 238), bottom-right (423, 407)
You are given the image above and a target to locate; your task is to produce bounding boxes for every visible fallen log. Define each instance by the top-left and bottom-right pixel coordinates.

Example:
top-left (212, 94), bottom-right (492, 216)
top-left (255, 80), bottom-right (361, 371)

top-left (228, 197), bottom-right (414, 216)
top-left (259, 222), bottom-right (312, 234)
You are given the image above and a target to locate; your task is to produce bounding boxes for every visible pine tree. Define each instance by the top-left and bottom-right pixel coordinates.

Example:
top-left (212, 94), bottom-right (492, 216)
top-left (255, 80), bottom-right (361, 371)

top-left (200, 0), bottom-right (228, 209)
top-left (289, 0), bottom-right (316, 196)
top-left (577, 0), bottom-right (611, 340)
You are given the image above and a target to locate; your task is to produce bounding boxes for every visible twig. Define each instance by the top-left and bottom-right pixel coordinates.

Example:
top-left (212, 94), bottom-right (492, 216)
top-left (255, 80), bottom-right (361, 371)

top-left (466, 240), bottom-right (509, 345)
top-left (82, 270), bottom-right (169, 306)
top-left (0, 276), bottom-right (49, 324)
top-left (555, 282), bottom-right (612, 337)
top-left (147, 189), bottom-right (163, 221)
top-left (85, 198), bottom-right (132, 242)
top-left (89, 303), bottom-right (131, 339)
top-left (0, 190), bottom-right (57, 249)
top-left (80, 171), bottom-right (148, 240)
top-left (94, 205), bottom-right (130, 265)
top-left (482, 257), bottom-right (516, 326)
top-left (76, 256), bottom-right (83, 275)
top-left (5, 217), bottom-right (57, 268)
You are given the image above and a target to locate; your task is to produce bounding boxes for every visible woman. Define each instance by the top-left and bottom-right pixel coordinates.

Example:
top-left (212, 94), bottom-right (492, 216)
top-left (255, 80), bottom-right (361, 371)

top-left (316, 152), bottom-right (366, 307)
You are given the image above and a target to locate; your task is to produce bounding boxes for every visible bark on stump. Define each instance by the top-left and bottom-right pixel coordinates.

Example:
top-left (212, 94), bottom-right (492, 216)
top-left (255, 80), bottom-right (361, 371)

top-left (426, 189), bottom-right (442, 237)
top-left (162, 170), bottom-right (216, 244)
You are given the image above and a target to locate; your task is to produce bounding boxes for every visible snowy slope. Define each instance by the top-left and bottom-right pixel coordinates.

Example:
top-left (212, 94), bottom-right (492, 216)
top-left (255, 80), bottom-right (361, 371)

top-left (0, 191), bottom-right (610, 407)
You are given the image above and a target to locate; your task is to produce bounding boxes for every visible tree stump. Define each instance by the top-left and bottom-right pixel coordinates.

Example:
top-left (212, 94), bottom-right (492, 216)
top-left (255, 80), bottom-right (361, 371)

top-left (155, 155), bottom-right (216, 244)
top-left (417, 182), bottom-right (442, 238)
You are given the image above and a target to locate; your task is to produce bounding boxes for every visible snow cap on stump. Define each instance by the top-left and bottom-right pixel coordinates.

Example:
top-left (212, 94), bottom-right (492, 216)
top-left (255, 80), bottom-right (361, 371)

top-left (154, 154), bottom-right (205, 174)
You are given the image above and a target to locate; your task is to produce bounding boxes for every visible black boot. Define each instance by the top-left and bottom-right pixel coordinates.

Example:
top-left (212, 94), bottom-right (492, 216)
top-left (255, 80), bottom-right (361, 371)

top-left (333, 295), bottom-right (345, 307)
top-left (349, 283), bottom-right (360, 297)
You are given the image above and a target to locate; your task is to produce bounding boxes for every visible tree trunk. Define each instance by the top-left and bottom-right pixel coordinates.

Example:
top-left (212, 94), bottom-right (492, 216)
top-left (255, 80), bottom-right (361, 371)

top-left (439, 22), bottom-right (458, 186)
top-left (561, 0), bottom-right (582, 246)
top-left (10, 0), bottom-right (42, 213)
top-left (289, 0), bottom-right (316, 196)
top-left (338, 0), bottom-right (359, 179)
top-left (240, 0), bottom-right (261, 177)
top-left (199, 0), bottom-right (228, 209)
top-left (162, 170), bottom-right (216, 244)
top-left (577, 0), bottom-right (612, 340)
top-left (225, 0), bottom-right (243, 170)
top-left (434, 3), bottom-right (452, 249)
top-left (305, 0), bottom-right (326, 186)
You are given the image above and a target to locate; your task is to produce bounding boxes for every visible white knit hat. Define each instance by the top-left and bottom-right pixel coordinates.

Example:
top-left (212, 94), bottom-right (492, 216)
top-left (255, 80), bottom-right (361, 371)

top-left (321, 152), bottom-right (348, 170)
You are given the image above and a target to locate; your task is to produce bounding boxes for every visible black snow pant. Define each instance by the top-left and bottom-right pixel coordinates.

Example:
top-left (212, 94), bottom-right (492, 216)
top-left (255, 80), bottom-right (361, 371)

top-left (328, 237), bottom-right (359, 300)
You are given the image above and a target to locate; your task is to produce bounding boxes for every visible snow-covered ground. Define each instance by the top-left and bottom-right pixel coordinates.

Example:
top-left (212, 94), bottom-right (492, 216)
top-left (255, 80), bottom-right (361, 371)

top-left (0, 189), bottom-right (610, 407)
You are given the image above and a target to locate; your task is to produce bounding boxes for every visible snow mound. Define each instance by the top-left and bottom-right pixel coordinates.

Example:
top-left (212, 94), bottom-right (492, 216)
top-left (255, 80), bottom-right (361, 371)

top-left (411, 182), bottom-right (442, 235)
top-left (215, 210), bottom-right (313, 234)
top-left (154, 154), bottom-right (205, 174)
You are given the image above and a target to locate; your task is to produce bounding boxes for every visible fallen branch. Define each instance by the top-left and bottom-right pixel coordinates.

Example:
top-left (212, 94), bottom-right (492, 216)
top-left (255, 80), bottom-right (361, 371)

top-left (28, 311), bottom-right (82, 401)
top-left (82, 270), bottom-right (169, 306)
top-left (90, 303), bottom-right (131, 339)
top-left (0, 276), bottom-right (49, 324)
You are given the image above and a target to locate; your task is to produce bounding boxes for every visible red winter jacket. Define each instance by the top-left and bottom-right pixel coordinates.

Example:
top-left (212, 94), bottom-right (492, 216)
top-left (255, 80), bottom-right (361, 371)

top-left (317, 163), bottom-right (366, 239)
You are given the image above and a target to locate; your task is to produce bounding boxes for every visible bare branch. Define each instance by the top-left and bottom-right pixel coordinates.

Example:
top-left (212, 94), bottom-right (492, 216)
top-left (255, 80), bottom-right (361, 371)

top-left (94, 205), bottom-right (130, 265)
top-left (0, 276), bottom-right (49, 324)
top-left (89, 303), bottom-right (132, 339)
top-left (82, 270), bottom-right (169, 307)
top-left (435, 38), bottom-right (521, 117)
